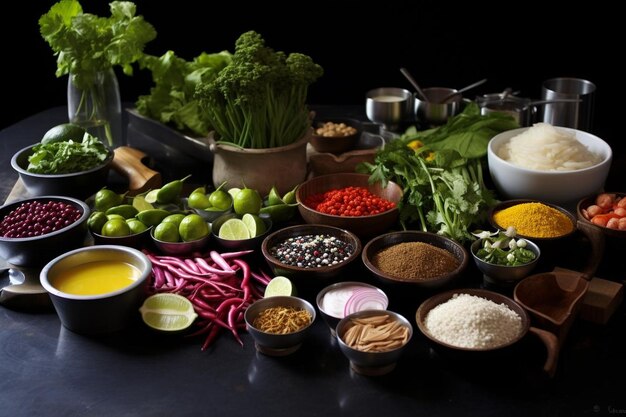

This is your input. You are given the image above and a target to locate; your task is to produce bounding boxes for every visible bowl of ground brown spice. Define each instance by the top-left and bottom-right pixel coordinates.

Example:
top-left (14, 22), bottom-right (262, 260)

top-left (362, 231), bottom-right (468, 289)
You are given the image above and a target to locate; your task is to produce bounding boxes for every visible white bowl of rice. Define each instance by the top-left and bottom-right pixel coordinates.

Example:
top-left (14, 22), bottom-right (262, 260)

top-left (488, 123), bottom-right (612, 207)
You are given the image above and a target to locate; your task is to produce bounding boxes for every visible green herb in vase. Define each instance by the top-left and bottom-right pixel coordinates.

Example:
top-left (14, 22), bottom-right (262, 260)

top-left (39, 0), bottom-right (157, 147)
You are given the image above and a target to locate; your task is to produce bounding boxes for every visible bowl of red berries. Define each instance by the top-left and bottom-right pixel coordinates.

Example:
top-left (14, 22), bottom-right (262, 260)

top-left (0, 196), bottom-right (90, 267)
top-left (295, 173), bottom-right (403, 238)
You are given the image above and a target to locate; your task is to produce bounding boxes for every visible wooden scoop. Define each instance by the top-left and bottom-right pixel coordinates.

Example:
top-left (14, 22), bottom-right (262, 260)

top-left (111, 146), bottom-right (162, 196)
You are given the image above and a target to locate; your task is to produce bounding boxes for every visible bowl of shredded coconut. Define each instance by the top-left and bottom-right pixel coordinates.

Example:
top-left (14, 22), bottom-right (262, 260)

top-left (487, 123), bottom-right (612, 207)
top-left (415, 288), bottom-right (560, 376)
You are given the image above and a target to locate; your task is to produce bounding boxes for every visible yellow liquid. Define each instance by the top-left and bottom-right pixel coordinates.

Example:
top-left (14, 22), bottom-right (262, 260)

top-left (54, 261), bottom-right (140, 296)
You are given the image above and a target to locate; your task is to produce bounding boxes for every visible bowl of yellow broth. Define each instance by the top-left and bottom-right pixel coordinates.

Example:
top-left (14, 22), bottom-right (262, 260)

top-left (40, 245), bottom-right (152, 335)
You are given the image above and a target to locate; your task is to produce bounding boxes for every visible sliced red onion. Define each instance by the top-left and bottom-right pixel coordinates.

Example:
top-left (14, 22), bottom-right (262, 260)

top-left (343, 287), bottom-right (388, 317)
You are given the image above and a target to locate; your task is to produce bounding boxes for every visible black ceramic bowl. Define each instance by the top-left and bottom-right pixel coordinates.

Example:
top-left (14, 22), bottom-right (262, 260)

top-left (91, 226), bottom-right (153, 249)
top-left (11, 144), bottom-right (114, 199)
top-left (261, 224), bottom-right (362, 285)
top-left (414, 288), bottom-right (560, 377)
top-left (0, 196), bottom-right (90, 267)
top-left (362, 231), bottom-right (468, 290)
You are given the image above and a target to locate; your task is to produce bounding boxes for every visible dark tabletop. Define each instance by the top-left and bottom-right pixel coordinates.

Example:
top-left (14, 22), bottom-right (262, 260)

top-left (1, 106), bottom-right (626, 417)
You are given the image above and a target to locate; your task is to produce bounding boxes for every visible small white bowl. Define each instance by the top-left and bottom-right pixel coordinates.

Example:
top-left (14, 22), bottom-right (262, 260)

top-left (487, 126), bottom-right (612, 207)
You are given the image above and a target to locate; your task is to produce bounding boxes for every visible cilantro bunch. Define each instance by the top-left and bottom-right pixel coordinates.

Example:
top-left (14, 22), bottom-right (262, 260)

top-left (39, 0), bottom-right (157, 92)
top-left (358, 104), bottom-right (518, 243)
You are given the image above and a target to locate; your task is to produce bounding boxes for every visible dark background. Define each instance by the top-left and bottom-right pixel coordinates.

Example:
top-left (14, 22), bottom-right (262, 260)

top-left (2, 1), bottom-right (621, 167)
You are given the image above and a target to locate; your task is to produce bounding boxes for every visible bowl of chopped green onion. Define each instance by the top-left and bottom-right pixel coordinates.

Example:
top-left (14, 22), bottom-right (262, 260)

top-left (470, 228), bottom-right (541, 286)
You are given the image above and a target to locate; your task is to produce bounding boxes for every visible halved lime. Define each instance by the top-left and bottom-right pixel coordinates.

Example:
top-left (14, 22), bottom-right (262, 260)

top-left (132, 195), bottom-right (154, 212)
top-left (218, 218), bottom-right (250, 240)
top-left (227, 187), bottom-right (242, 199)
top-left (264, 276), bottom-right (296, 297)
top-left (144, 189), bottom-right (160, 204)
top-left (242, 213), bottom-right (266, 237)
top-left (139, 293), bottom-right (198, 332)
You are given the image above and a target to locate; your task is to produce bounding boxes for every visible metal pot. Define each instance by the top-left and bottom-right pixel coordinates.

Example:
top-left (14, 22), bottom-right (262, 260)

top-left (476, 93), bottom-right (536, 126)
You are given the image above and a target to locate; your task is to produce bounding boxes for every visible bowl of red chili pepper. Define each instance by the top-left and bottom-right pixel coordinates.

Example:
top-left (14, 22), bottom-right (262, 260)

top-left (296, 173), bottom-right (403, 238)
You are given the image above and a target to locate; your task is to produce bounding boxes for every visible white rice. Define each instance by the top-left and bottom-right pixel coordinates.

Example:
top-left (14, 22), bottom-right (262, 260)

top-left (497, 122), bottom-right (601, 171)
top-left (424, 293), bottom-right (522, 349)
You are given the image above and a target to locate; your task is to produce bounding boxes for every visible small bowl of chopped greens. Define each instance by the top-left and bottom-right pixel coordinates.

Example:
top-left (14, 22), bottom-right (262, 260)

top-left (11, 135), bottom-right (114, 200)
top-left (470, 228), bottom-right (541, 286)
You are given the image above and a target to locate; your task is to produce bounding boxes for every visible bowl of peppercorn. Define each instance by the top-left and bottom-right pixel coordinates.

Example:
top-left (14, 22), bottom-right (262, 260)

top-left (295, 173), bottom-right (403, 239)
top-left (261, 224), bottom-right (362, 287)
top-left (0, 196), bottom-right (90, 267)
top-left (362, 231), bottom-right (468, 290)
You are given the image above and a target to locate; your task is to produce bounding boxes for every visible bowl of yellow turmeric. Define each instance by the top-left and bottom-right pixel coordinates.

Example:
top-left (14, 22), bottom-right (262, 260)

top-left (488, 199), bottom-right (577, 241)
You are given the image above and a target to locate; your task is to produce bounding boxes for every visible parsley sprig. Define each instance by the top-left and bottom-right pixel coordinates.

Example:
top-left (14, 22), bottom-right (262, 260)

top-left (39, 0), bottom-right (157, 91)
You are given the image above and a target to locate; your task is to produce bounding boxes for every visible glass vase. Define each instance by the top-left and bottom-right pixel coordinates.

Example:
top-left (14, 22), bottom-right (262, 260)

top-left (67, 68), bottom-right (123, 148)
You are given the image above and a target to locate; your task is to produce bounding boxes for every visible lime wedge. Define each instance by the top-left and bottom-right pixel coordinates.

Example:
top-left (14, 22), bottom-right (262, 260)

top-left (139, 293), bottom-right (198, 332)
top-left (132, 195), bottom-right (154, 212)
top-left (144, 189), bottom-right (160, 204)
top-left (242, 213), bottom-right (266, 237)
top-left (228, 187), bottom-right (242, 200)
top-left (218, 218), bottom-right (250, 240)
top-left (264, 276), bottom-right (296, 297)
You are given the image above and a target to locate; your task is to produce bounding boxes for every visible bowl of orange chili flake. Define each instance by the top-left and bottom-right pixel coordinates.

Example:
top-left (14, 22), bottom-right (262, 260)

top-left (295, 173), bottom-right (403, 238)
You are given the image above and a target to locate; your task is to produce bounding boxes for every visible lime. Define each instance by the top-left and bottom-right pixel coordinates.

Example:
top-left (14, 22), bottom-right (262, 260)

top-left (228, 187), bottom-right (242, 200)
top-left (144, 189), bottom-right (160, 204)
top-left (132, 196), bottom-right (154, 212)
top-left (101, 218), bottom-right (131, 237)
top-left (209, 190), bottom-right (232, 211)
top-left (139, 293), bottom-right (198, 332)
top-left (242, 213), bottom-right (266, 237)
top-left (179, 214), bottom-right (210, 242)
top-left (218, 218), bottom-right (250, 240)
top-left (87, 211), bottom-right (108, 234)
top-left (233, 187), bottom-right (262, 216)
top-left (94, 188), bottom-right (124, 212)
top-left (264, 276), bottom-right (296, 297)
top-left (188, 191), bottom-right (212, 210)
top-left (126, 218), bottom-right (148, 234)
top-left (153, 222), bottom-right (180, 242)
top-left (41, 123), bottom-right (86, 145)
top-left (161, 213), bottom-right (186, 228)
